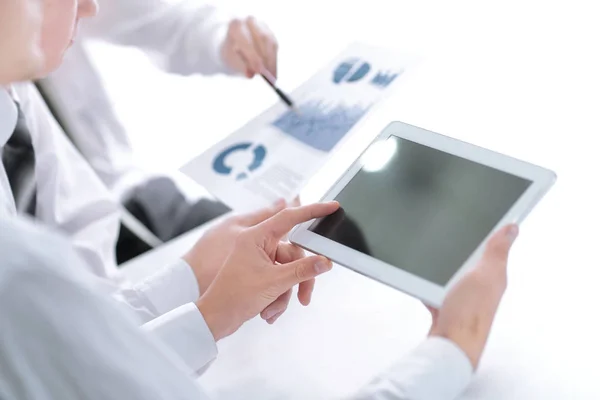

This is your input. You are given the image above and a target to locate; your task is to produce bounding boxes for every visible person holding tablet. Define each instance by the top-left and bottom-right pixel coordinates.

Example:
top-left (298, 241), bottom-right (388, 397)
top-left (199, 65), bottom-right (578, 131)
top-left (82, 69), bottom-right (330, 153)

top-left (1, 200), bottom-right (520, 399)
top-left (0, 202), bottom-right (520, 399)
top-left (1, 1), bottom-right (524, 397)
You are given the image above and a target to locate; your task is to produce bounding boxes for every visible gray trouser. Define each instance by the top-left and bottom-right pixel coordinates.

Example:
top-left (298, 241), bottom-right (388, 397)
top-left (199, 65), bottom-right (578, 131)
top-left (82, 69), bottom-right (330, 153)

top-left (116, 177), bottom-right (230, 264)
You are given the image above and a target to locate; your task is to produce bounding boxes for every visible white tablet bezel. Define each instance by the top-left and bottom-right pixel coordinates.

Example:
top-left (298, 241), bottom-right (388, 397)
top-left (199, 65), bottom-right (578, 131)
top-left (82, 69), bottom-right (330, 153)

top-left (290, 121), bottom-right (556, 307)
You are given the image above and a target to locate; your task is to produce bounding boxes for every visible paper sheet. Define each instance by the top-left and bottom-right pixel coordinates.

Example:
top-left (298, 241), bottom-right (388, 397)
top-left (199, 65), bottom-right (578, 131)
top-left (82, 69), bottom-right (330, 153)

top-left (181, 42), bottom-right (415, 212)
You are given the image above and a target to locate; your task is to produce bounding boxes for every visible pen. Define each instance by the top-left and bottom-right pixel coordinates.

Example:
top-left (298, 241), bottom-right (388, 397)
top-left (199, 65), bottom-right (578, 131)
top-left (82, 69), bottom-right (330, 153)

top-left (235, 50), bottom-right (301, 115)
top-left (260, 68), bottom-right (301, 115)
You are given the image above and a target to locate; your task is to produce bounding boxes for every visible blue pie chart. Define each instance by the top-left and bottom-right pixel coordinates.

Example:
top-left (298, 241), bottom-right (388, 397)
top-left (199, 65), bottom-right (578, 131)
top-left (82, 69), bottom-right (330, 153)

top-left (213, 142), bottom-right (267, 180)
top-left (333, 59), bottom-right (371, 84)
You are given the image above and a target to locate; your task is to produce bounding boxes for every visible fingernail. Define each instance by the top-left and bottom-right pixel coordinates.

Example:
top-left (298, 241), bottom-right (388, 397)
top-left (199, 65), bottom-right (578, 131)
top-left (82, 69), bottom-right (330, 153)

top-left (264, 308), bottom-right (280, 320)
top-left (314, 259), bottom-right (332, 274)
top-left (507, 225), bottom-right (519, 243)
top-left (268, 312), bottom-right (283, 324)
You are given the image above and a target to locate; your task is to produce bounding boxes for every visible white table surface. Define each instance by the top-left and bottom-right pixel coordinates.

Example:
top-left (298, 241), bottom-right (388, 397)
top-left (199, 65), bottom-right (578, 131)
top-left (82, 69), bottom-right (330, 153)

top-left (111, 1), bottom-right (600, 398)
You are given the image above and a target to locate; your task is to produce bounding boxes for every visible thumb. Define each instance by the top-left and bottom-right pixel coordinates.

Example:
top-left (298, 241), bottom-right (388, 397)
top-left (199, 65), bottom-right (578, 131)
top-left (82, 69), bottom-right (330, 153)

top-left (278, 256), bottom-right (333, 288)
top-left (480, 224), bottom-right (519, 273)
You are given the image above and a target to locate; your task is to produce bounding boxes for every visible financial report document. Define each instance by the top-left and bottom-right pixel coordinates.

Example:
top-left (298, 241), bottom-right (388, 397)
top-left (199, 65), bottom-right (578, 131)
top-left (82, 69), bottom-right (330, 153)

top-left (181, 43), bottom-right (416, 211)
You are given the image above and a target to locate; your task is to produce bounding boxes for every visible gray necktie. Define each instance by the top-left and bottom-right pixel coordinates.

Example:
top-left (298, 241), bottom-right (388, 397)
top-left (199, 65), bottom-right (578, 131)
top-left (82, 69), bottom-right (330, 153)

top-left (1, 102), bottom-right (36, 214)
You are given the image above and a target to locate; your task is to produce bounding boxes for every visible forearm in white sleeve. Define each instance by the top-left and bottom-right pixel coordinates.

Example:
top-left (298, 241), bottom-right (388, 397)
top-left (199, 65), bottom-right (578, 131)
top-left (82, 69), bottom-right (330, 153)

top-left (112, 259), bottom-right (219, 375)
top-left (349, 337), bottom-right (473, 400)
top-left (83, 0), bottom-right (234, 75)
top-left (0, 219), bottom-right (211, 400)
top-left (143, 303), bottom-right (218, 376)
top-left (116, 259), bottom-right (201, 322)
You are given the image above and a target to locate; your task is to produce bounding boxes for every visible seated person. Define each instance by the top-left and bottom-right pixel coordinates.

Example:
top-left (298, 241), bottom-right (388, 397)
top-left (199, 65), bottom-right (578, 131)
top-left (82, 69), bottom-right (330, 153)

top-left (0, 0), bottom-right (303, 373)
top-left (36, 0), bottom-right (279, 262)
top-left (0, 210), bottom-right (520, 399)
top-left (1, 7), bottom-right (519, 396)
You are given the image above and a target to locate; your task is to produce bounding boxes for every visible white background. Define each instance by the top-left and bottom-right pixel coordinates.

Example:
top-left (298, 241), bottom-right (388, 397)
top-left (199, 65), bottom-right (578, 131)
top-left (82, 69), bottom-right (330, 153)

top-left (94, 0), bottom-right (600, 398)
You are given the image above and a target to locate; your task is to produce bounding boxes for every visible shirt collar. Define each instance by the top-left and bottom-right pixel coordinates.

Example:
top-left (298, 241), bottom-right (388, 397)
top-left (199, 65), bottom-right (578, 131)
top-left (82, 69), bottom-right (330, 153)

top-left (0, 87), bottom-right (18, 147)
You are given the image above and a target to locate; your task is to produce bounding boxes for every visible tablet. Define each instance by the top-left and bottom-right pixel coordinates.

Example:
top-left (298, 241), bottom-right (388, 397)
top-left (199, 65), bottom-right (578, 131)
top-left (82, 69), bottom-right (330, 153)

top-left (290, 121), bottom-right (556, 307)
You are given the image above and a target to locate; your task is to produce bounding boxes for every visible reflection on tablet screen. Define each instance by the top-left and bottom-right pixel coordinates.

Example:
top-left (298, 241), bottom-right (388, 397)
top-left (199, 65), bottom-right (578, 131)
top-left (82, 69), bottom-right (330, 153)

top-left (311, 136), bottom-right (532, 285)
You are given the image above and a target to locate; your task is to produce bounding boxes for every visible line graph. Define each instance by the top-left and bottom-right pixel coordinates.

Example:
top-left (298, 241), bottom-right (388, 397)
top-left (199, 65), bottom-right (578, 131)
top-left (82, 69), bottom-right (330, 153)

top-left (271, 101), bottom-right (370, 152)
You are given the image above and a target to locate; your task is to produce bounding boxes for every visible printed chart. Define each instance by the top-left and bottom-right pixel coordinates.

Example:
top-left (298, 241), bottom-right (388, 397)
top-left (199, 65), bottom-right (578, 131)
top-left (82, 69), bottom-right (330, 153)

top-left (180, 43), bottom-right (415, 212)
top-left (333, 59), bottom-right (371, 84)
top-left (272, 101), bottom-right (370, 152)
top-left (212, 142), bottom-right (267, 180)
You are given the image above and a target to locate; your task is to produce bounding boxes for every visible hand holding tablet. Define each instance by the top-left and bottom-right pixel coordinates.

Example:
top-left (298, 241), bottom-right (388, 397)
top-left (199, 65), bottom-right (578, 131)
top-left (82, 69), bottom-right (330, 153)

top-left (427, 224), bottom-right (519, 368)
top-left (290, 121), bottom-right (556, 307)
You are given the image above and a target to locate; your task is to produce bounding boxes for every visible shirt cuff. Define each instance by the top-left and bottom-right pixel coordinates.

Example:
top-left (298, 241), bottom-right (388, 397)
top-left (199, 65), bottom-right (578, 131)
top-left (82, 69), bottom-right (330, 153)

top-left (354, 337), bottom-right (473, 400)
top-left (184, 3), bottom-right (237, 76)
top-left (143, 302), bottom-right (218, 376)
top-left (206, 23), bottom-right (230, 73)
top-left (133, 259), bottom-right (199, 316)
top-left (402, 337), bottom-right (474, 400)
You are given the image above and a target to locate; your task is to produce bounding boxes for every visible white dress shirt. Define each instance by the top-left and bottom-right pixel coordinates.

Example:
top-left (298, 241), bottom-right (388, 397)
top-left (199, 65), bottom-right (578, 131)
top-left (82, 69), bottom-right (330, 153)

top-left (0, 85), bottom-right (216, 376)
top-left (40, 0), bottom-right (233, 198)
top-left (10, 82), bottom-right (120, 278)
top-left (0, 2), bottom-right (472, 393)
top-left (1, 86), bottom-right (474, 397)
top-left (0, 216), bottom-right (473, 399)
top-left (0, 217), bottom-right (213, 400)
top-left (0, 88), bottom-right (18, 215)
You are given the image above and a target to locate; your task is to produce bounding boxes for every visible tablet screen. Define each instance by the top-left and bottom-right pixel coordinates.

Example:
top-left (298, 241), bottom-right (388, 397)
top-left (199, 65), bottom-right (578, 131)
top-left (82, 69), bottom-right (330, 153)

top-left (310, 136), bottom-right (532, 285)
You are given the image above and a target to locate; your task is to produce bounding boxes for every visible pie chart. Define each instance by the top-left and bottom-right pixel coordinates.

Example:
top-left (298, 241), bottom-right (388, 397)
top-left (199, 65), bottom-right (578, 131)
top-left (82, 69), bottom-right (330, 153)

top-left (213, 142), bottom-right (267, 180)
top-left (333, 59), bottom-right (371, 84)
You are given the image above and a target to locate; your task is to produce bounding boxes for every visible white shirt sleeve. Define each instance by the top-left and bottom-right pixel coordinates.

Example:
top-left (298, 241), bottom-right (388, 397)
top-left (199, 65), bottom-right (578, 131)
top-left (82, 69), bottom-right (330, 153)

top-left (350, 337), bottom-right (473, 400)
top-left (112, 259), bottom-right (219, 375)
top-left (143, 303), bottom-right (218, 376)
top-left (82, 0), bottom-right (235, 76)
top-left (118, 258), bottom-right (201, 319)
top-left (0, 218), bottom-right (210, 400)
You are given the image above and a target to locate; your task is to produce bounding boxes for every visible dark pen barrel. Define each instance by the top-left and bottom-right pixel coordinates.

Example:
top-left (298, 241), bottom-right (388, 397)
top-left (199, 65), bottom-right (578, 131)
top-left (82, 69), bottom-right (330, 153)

top-left (261, 74), bottom-right (296, 110)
